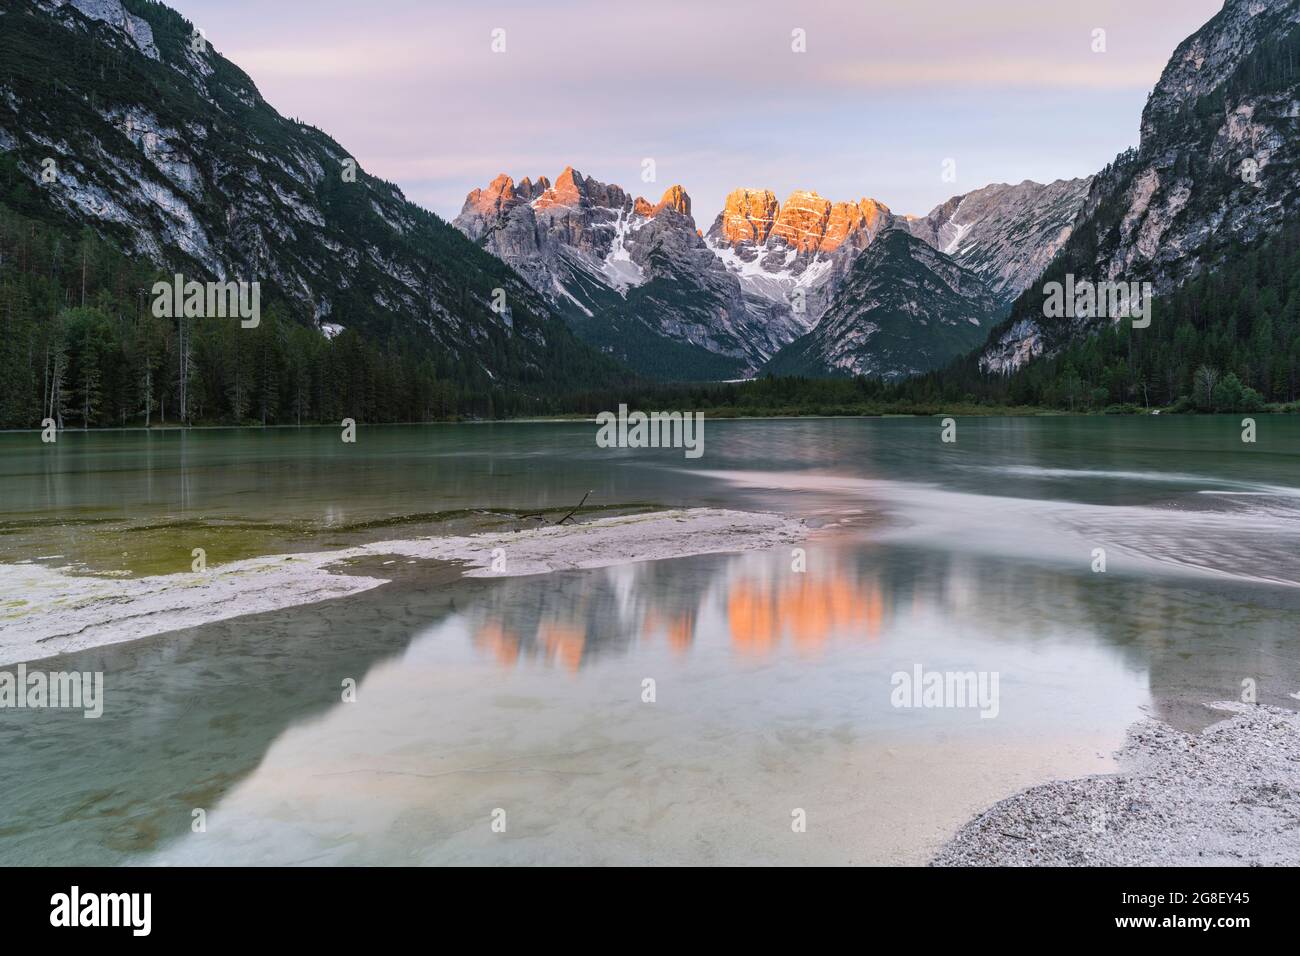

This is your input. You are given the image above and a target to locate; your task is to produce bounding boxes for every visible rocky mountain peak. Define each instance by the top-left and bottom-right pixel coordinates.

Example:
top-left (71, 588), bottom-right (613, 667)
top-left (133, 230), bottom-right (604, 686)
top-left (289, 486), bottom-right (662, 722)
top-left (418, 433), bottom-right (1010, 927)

top-left (533, 166), bottom-right (586, 210)
top-left (452, 166), bottom-right (806, 378)
top-left (461, 173), bottom-right (520, 222)
top-left (822, 198), bottom-right (892, 253)
top-left (530, 166), bottom-right (631, 213)
top-left (905, 178), bottom-right (1092, 307)
top-left (716, 188), bottom-right (780, 246)
top-left (770, 190), bottom-right (833, 253)
top-left (515, 175), bottom-right (549, 201)
top-left (712, 189), bottom-right (892, 255)
top-left (652, 185), bottom-right (691, 219)
top-left (702, 187), bottom-right (899, 332)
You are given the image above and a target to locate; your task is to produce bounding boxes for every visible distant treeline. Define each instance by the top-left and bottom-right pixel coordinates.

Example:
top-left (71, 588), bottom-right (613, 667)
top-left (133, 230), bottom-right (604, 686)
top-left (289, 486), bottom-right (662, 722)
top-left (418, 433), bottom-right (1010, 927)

top-left (890, 220), bottom-right (1300, 413)
top-left (0, 202), bottom-right (600, 428)
top-left (4, 197), bottom-right (1299, 430)
top-left (600, 221), bottom-right (1300, 417)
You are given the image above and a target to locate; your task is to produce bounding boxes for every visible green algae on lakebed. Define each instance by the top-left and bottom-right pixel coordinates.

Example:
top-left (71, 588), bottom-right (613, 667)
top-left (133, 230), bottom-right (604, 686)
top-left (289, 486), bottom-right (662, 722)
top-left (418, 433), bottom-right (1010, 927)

top-left (0, 505), bottom-right (652, 577)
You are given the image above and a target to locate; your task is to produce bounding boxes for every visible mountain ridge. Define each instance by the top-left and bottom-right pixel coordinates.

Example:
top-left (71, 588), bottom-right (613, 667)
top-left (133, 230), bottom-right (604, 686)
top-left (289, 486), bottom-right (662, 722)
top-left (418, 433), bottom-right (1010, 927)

top-left (763, 227), bottom-right (999, 380)
top-left (0, 0), bottom-right (624, 427)
top-left (979, 0), bottom-right (1300, 374)
top-left (456, 165), bottom-right (1089, 381)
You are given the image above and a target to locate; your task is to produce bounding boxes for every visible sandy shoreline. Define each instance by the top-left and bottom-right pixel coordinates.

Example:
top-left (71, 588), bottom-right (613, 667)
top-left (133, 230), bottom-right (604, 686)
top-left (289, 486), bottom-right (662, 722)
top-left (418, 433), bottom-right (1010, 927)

top-left (0, 508), bottom-right (806, 666)
top-left (933, 702), bottom-right (1300, 866)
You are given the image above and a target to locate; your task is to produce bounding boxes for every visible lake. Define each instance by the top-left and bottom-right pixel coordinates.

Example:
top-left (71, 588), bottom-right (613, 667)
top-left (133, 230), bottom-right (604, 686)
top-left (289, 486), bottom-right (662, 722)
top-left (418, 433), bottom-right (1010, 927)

top-left (1, 416), bottom-right (1297, 864)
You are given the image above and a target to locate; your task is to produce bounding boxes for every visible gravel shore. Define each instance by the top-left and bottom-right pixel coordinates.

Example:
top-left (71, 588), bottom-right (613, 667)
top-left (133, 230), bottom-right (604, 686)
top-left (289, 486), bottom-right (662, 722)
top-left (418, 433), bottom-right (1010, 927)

top-left (0, 508), bottom-right (805, 666)
top-left (932, 702), bottom-right (1300, 866)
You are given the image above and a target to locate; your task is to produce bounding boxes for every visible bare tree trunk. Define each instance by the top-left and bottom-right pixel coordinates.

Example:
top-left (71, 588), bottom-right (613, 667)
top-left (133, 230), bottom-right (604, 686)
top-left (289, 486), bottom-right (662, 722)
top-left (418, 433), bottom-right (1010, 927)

top-left (177, 317), bottom-right (189, 424)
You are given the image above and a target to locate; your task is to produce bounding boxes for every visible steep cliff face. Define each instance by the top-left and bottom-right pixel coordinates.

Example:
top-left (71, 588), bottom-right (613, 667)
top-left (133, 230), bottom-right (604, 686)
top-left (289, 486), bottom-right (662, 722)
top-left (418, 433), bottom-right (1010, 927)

top-left (455, 168), bottom-right (806, 379)
top-left (905, 178), bottom-right (1092, 307)
top-left (763, 229), bottom-right (997, 380)
top-left (980, 0), bottom-right (1300, 373)
top-left (713, 188), bottom-right (779, 246)
top-left (704, 188), bottom-right (895, 327)
top-left (0, 0), bottom-right (609, 393)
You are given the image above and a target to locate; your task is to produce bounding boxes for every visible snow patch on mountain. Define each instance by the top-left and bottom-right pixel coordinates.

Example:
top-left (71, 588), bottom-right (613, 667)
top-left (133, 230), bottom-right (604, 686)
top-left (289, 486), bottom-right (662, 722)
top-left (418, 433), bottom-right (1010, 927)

top-left (599, 207), bottom-right (646, 292)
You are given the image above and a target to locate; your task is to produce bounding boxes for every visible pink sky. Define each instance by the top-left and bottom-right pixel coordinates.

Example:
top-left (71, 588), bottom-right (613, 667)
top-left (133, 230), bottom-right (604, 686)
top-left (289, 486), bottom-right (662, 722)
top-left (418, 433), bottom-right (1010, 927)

top-left (169, 0), bottom-right (1225, 227)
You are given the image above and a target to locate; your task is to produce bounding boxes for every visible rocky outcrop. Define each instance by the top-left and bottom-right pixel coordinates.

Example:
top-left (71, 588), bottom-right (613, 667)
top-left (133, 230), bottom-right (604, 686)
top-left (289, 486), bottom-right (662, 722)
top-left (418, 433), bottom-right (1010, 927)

top-left (47, 0), bottom-right (161, 60)
top-left (764, 228), bottom-right (997, 380)
top-left (456, 173), bottom-right (527, 236)
top-left (905, 178), bottom-right (1092, 307)
top-left (979, 0), bottom-right (1300, 373)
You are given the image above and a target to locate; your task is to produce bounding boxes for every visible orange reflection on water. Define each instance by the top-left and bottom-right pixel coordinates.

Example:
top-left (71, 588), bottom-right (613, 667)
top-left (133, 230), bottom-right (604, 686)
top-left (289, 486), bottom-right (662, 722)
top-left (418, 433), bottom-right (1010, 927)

top-left (729, 573), bottom-right (884, 657)
top-left (472, 621), bottom-right (521, 667)
top-left (539, 621), bottom-right (586, 672)
top-left (642, 609), bottom-right (696, 655)
top-left (470, 562), bottom-right (884, 670)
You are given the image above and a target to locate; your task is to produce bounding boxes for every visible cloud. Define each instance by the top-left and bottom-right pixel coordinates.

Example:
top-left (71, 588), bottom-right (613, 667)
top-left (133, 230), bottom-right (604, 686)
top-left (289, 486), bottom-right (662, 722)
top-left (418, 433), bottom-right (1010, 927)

top-left (818, 58), bottom-right (1172, 91)
top-left (170, 0), bottom-right (1225, 224)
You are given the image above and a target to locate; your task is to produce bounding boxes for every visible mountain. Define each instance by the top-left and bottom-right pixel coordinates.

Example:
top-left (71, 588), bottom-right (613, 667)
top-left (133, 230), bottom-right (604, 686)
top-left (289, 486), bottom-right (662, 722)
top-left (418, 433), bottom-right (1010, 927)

top-left (763, 228), bottom-right (997, 379)
top-left (454, 172), bottom-right (1083, 384)
top-left (454, 168), bottom-right (802, 380)
top-left (979, 0), bottom-right (1300, 373)
top-left (704, 181), bottom-right (1087, 330)
top-left (904, 178), bottom-right (1092, 308)
top-left (704, 188), bottom-right (895, 325)
top-left (0, 0), bottom-right (619, 427)
top-left (715, 181), bottom-right (1087, 380)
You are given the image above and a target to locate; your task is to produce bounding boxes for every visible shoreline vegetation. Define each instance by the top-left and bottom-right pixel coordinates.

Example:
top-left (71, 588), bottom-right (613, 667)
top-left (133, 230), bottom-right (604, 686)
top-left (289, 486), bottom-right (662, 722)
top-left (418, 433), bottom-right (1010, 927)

top-left (5, 397), bottom-right (1298, 432)
top-left (4, 197), bottom-right (1300, 430)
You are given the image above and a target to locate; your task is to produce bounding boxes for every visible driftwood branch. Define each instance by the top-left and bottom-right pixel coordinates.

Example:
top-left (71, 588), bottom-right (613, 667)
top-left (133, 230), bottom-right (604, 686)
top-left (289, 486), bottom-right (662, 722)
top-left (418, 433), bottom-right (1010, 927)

top-left (520, 490), bottom-right (592, 525)
top-left (557, 489), bottom-right (592, 525)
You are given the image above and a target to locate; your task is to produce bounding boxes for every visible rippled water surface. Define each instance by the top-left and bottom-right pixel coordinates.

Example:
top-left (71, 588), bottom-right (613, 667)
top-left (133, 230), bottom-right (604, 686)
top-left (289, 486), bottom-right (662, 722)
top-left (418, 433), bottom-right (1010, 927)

top-left (1, 417), bottom-right (1297, 864)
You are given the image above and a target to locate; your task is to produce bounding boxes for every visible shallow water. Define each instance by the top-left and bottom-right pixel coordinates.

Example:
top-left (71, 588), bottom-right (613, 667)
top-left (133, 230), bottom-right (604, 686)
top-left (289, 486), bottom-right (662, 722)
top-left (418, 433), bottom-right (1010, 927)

top-left (1, 417), bottom-right (1298, 864)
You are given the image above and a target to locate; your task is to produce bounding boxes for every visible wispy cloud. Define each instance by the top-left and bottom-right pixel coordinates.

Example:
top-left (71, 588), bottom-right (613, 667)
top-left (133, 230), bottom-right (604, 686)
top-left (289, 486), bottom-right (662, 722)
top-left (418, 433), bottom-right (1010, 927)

top-left (819, 58), bottom-right (1172, 90)
top-left (171, 0), bottom-right (1225, 225)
